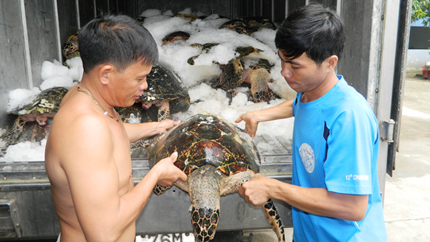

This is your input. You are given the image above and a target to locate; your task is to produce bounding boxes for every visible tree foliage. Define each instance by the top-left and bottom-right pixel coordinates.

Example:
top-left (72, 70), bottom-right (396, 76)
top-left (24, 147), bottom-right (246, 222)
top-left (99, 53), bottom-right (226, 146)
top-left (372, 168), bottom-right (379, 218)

top-left (412, 0), bottom-right (430, 26)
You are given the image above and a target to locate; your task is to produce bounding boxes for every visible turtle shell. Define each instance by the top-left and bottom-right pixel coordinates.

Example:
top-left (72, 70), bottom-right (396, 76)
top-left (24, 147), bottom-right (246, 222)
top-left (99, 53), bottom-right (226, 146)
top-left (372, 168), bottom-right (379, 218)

top-left (139, 64), bottom-right (189, 102)
top-left (219, 18), bottom-right (249, 35)
top-left (10, 87), bottom-right (69, 116)
top-left (162, 31), bottom-right (191, 45)
top-left (219, 17), bottom-right (276, 35)
top-left (147, 113), bottom-right (261, 176)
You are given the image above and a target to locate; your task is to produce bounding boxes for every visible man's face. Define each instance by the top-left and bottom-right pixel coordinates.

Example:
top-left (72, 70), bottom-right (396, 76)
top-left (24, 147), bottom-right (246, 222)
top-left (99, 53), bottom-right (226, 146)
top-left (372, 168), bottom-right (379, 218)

top-left (109, 61), bottom-right (152, 107)
top-left (278, 51), bottom-right (327, 94)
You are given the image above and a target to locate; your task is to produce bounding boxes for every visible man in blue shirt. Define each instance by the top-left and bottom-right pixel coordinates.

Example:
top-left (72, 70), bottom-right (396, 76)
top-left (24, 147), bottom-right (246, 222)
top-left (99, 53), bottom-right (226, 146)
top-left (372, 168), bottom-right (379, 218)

top-left (236, 3), bottom-right (387, 241)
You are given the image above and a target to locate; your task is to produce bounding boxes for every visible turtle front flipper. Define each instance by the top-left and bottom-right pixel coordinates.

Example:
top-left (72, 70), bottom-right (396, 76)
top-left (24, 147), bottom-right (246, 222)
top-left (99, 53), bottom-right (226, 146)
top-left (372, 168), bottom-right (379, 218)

top-left (156, 100), bottom-right (170, 121)
top-left (262, 199), bottom-right (285, 242)
top-left (153, 178), bottom-right (189, 195)
top-left (219, 170), bottom-right (255, 195)
top-left (153, 184), bottom-right (171, 195)
top-left (246, 68), bottom-right (272, 103)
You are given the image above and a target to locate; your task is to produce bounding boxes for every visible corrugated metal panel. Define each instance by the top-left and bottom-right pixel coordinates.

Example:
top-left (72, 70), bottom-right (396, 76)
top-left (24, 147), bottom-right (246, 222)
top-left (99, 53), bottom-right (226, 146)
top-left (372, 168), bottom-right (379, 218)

top-left (0, 0), bottom-right (29, 129)
top-left (24, 0), bottom-right (61, 88)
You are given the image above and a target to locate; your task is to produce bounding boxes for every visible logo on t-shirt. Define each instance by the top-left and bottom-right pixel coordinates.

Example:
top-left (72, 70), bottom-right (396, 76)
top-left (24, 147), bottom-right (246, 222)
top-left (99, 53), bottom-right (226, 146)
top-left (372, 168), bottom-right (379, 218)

top-left (299, 143), bottom-right (315, 173)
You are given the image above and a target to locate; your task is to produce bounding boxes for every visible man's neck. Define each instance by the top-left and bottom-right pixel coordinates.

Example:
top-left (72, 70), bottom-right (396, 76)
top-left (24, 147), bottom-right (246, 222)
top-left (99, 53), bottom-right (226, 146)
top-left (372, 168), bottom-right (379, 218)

top-left (301, 71), bottom-right (339, 103)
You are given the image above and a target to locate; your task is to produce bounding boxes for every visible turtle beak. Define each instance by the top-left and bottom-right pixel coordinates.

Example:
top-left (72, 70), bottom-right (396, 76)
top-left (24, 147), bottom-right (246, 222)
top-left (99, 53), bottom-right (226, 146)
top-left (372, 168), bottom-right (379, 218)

top-left (191, 206), bottom-right (219, 242)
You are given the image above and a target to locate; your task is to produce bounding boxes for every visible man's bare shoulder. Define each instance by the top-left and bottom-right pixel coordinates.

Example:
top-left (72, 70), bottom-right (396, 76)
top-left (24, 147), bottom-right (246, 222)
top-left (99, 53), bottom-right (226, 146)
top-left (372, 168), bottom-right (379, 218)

top-left (46, 92), bottom-right (113, 164)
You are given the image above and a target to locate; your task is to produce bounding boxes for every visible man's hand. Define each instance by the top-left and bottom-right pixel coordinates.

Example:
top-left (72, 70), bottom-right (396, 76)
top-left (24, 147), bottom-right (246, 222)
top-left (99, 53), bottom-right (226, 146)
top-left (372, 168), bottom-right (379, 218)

top-left (235, 112), bottom-right (259, 138)
top-left (156, 119), bottom-right (181, 134)
top-left (239, 173), bottom-right (272, 206)
top-left (153, 152), bottom-right (187, 187)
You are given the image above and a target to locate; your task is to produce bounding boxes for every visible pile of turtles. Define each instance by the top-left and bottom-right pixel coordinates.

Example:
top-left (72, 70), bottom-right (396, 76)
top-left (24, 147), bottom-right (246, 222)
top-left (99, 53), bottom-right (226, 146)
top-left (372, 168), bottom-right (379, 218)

top-left (161, 15), bottom-right (280, 104)
top-left (0, 87), bottom-right (68, 155)
top-left (2, 13), bottom-right (281, 155)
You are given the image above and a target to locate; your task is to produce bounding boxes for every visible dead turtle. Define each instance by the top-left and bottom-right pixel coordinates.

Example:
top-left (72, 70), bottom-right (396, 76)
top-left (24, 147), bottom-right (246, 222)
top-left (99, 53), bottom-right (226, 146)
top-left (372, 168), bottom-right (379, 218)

top-left (139, 63), bottom-right (190, 121)
top-left (1, 87), bottom-right (68, 149)
top-left (63, 30), bottom-right (80, 61)
top-left (162, 31), bottom-right (191, 45)
top-left (187, 45), bottom-right (261, 66)
top-left (242, 17), bottom-right (276, 34)
top-left (216, 56), bottom-right (277, 103)
top-left (147, 113), bottom-right (285, 242)
top-left (220, 17), bottom-right (276, 35)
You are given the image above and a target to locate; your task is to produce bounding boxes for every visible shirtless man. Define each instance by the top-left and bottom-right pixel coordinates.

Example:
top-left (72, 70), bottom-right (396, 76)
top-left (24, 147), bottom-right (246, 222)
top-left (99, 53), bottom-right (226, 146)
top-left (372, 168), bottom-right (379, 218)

top-left (45, 15), bottom-right (187, 242)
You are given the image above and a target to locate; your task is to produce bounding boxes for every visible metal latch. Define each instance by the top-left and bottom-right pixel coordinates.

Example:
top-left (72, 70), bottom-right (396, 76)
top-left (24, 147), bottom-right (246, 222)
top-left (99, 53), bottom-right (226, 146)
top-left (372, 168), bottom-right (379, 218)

top-left (0, 199), bottom-right (22, 238)
top-left (381, 119), bottom-right (395, 143)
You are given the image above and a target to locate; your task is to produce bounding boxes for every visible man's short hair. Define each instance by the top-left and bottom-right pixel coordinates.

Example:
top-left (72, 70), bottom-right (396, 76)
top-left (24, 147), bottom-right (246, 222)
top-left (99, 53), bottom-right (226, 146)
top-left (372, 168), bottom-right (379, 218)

top-left (275, 3), bottom-right (346, 65)
top-left (78, 14), bottom-right (158, 72)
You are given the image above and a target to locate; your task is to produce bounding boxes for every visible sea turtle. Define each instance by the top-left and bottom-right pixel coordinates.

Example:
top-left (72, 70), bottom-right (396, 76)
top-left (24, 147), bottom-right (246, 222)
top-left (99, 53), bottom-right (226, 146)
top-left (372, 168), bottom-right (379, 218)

top-left (147, 113), bottom-right (285, 242)
top-left (162, 31), bottom-right (191, 45)
top-left (187, 43), bottom-right (220, 65)
top-left (220, 17), bottom-right (276, 35)
top-left (219, 18), bottom-right (249, 35)
top-left (1, 87), bottom-right (68, 150)
top-left (216, 57), bottom-right (277, 103)
top-left (175, 13), bottom-right (201, 21)
top-left (187, 45), bottom-right (261, 66)
top-left (139, 63), bottom-right (190, 121)
top-left (62, 30), bottom-right (80, 61)
top-left (242, 17), bottom-right (276, 34)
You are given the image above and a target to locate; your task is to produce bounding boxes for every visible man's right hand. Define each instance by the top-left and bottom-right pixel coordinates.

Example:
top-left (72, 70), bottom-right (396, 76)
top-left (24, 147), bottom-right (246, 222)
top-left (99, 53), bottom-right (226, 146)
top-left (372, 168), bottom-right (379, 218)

top-left (235, 112), bottom-right (259, 138)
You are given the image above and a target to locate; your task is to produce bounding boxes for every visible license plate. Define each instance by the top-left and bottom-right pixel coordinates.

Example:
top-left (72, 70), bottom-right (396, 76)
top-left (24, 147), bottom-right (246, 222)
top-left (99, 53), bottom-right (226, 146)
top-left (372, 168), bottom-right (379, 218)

top-left (137, 233), bottom-right (195, 242)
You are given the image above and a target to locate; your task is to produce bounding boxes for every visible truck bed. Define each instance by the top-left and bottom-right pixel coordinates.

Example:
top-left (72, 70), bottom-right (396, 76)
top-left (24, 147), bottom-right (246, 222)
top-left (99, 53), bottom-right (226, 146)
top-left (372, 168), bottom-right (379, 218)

top-left (0, 136), bottom-right (292, 239)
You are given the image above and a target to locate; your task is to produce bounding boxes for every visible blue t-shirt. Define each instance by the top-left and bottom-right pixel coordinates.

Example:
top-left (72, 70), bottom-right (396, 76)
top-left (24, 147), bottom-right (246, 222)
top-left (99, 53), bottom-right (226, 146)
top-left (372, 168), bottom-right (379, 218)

top-left (291, 75), bottom-right (387, 241)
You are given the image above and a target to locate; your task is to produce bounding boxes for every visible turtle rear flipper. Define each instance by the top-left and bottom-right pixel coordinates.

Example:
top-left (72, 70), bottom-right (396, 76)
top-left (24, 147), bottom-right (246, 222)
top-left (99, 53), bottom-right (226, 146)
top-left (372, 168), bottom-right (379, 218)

top-left (262, 199), bottom-right (285, 242)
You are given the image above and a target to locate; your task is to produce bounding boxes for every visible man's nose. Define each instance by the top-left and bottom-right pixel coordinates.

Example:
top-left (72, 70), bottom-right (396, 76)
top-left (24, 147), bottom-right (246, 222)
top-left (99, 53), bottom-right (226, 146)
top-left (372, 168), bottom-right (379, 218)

top-left (281, 67), bottom-right (292, 79)
top-left (140, 82), bottom-right (148, 91)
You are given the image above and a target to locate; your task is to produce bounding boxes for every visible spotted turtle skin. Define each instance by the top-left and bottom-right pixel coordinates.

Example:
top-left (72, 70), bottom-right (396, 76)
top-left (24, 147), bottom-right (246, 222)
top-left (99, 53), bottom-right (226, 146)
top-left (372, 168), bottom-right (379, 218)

top-left (147, 113), bottom-right (285, 242)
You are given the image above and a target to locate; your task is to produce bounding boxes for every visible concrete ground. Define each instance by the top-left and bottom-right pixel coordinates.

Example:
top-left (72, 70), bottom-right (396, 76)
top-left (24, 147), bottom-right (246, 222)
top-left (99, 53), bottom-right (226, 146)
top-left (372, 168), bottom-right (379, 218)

top-left (384, 70), bottom-right (430, 241)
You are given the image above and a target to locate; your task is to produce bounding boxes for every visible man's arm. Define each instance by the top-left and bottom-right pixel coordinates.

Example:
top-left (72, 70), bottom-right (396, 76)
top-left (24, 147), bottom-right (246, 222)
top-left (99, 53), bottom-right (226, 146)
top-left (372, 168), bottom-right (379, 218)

top-left (239, 174), bottom-right (368, 221)
top-left (61, 114), bottom-right (186, 241)
top-left (235, 98), bottom-right (294, 138)
top-left (123, 119), bottom-right (180, 143)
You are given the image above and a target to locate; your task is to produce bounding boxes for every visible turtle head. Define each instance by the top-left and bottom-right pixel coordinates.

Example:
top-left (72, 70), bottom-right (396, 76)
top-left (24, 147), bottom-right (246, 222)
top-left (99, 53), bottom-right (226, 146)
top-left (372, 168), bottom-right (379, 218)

top-left (191, 206), bottom-right (219, 242)
top-left (188, 165), bottom-right (223, 241)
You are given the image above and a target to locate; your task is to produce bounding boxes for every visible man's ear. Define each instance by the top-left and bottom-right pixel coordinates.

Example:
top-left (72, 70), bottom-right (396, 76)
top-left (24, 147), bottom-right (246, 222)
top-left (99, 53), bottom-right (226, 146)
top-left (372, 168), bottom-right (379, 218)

top-left (325, 55), bottom-right (338, 70)
top-left (99, 64), bottom-right (113, 85)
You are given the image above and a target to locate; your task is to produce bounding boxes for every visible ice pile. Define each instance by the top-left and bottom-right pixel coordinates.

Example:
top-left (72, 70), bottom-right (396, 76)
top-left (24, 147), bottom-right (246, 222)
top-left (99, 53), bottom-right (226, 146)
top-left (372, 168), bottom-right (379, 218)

top-left (141, 8), bottom-right (295, 140)
top-left (2, 8), bottom-right (296, 162)
top-left (1, 57), bottom-right (83, 162)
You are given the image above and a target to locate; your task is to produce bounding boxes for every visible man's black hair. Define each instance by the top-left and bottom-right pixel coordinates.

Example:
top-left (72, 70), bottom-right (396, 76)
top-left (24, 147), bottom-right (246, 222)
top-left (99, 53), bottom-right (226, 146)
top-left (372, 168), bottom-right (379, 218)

top-left (275, 3), bottom-right (346, 65)
top-left (78, 14), bottom-right (158, 72)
